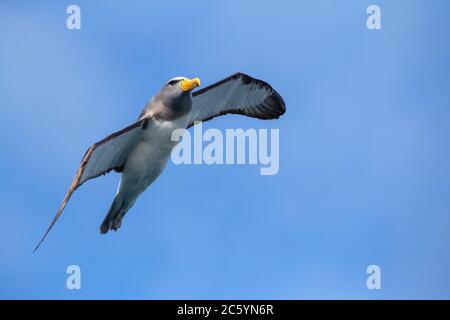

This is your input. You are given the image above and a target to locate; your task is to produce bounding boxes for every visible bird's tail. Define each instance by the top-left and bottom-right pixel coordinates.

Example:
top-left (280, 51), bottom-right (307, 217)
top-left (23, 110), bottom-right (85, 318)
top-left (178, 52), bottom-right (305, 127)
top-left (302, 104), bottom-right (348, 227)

top-left (100, 194), bottom-right (128, 234)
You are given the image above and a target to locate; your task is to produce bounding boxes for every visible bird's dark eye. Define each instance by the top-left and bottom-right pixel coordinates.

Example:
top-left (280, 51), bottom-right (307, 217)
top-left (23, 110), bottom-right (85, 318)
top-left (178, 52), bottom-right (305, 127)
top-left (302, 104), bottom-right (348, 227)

top-left (168, 80), bottom-right (179, 86)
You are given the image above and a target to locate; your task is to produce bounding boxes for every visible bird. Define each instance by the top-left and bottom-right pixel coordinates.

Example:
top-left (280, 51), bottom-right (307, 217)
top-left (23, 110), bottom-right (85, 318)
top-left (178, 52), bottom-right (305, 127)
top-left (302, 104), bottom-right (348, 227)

top-left (34, 72), bottom-right (286, 252)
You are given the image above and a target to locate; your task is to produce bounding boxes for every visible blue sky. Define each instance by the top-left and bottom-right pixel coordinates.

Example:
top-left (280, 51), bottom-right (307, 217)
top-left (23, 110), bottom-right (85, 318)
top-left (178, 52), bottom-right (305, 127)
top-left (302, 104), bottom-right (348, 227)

top-left (0, 0), bottom-right (449, 299)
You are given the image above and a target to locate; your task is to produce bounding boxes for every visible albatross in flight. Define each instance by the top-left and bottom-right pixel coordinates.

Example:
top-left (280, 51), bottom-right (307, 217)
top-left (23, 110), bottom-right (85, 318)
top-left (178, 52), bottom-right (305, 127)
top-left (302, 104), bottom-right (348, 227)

top-left (34, 73), bottom-right (285, 251)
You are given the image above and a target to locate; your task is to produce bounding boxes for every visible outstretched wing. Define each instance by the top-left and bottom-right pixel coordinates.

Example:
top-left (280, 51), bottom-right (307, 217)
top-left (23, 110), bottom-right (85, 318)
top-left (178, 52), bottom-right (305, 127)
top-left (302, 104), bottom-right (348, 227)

top-left (188, 73), bottom-right (286, 128)
top-left (33, 118), bottom-right (150, 252)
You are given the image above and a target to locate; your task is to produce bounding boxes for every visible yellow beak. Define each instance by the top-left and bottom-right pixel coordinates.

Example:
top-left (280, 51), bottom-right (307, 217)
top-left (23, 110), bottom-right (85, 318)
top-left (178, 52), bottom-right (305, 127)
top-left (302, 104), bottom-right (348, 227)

top-left (180, 77), bottom-right (201, 92)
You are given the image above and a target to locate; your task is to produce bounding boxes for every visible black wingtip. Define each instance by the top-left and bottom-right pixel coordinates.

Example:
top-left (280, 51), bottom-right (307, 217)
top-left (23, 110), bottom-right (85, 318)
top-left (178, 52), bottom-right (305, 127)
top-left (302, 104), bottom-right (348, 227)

top-left (238, 72), bottom-right (286, 118)
top-left (33, 227), bottom-right (52, 253)
top-left (32, 239), bottom-right (44, 253)
top-left (269, 90), bottom-right (287, 117)
top-left (32, 211), bottom-right (61, 253)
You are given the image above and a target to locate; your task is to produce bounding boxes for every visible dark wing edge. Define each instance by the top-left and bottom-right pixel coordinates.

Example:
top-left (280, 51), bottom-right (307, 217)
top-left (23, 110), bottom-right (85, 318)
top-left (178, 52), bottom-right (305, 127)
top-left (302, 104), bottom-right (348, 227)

top-left (188, 72), bottom-right (286, 128)
top-left (32, 119), bottom-right (145, 253)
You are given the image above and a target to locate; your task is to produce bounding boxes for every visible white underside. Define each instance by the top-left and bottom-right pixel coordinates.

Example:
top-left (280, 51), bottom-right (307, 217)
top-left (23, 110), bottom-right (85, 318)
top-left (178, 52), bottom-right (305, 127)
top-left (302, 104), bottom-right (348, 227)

top-left (117, 115), bottom-right (188, 208)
